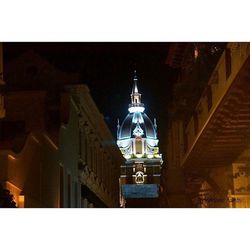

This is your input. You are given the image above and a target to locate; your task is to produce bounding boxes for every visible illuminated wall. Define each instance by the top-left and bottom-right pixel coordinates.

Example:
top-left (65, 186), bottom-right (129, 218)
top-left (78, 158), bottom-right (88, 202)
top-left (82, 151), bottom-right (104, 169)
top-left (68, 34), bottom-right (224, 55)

top-left (59, 85), bottom-right (123, 208)
top-left (0, 132), bottom-right (60, 208)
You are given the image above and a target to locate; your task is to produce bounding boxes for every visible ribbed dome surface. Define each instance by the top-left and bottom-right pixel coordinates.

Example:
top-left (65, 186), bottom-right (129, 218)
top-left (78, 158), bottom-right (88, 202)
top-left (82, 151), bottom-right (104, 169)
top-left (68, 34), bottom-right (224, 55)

top-left (118, 112), bottom-right (156, 140)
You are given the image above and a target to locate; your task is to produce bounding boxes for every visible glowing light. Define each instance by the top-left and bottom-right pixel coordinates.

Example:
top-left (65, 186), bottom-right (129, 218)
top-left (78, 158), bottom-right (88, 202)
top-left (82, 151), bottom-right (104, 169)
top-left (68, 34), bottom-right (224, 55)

top-left (132, 112), bottom-right (144, 124)
top-left (117, 72), bottom-right (163, 165)
top-left (135, 171), bottom-right (144, 184)
top-left (133, 123), bottom-right (144, 137)
top-left (154, 154), bottom-right (161, 158)
top-left (147, 138), bottom-right (159, 146)
top-left (8, 154), bottom-right (16, 160)
top-left (128, 106), bottom-right (145, 113)
top-left (117, 139), bottom-right (131, 147)
top-left (194, 47), bottom-right (199, 59)
top-left (18, 195), bottom-right (25, 208)
top-left (31, 135), bottom-right (41, 145)
top-left (43, 134), bottom-right (58, 150)
top-left (124, 154), bottom-right (131, 159)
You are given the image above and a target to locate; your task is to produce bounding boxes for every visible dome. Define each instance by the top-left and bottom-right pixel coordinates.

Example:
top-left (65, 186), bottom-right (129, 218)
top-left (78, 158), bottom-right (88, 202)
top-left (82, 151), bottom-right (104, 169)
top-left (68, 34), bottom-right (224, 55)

top-left (118, 112), bottom-right (157, 140)
top-left (117, 71), bottom-right (162, 163)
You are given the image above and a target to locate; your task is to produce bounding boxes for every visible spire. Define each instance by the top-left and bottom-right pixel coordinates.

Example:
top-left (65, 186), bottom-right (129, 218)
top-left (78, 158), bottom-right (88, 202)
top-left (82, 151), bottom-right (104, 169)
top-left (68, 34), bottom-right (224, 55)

top-left (128, 70), bottom-right (145, 113)
top-left (130, 70), bottom-right (141, 104)
top-left (132, 70), bottom-right (138, 94)
top-left (117, 118), bottom-right (120, 139)
top-left (154, 118), bottom-right (157, 129)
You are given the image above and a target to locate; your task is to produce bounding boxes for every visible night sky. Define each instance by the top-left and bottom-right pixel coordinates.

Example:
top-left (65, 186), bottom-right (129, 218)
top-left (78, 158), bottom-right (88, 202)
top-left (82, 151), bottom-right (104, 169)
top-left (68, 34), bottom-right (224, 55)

top-left (3, 42), bottom-right (178, 142)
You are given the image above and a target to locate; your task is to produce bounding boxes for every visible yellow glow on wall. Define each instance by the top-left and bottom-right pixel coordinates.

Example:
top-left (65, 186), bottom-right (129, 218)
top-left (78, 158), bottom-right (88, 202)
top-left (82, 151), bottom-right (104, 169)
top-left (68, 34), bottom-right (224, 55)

top-left (43, 134), bottom-right (58, 150)
top-left (136, 154), bottom-right (143, 158)
top-left (154, 154), bottom-right (161, 158)
top-left (6, 181), bottom-right (21, 192)
top-left (31, 135), bottom-right (41, 145)
top-left (8, 154), bottom-right (16, 160)
top-left (18, 195), bottom-right (25, 208)
top-left (124, 154), bottom-right (131, 159)
top-left (194, 47), bottom-right (199, 59)
top-left (5, 181), bottom-right (22, 207)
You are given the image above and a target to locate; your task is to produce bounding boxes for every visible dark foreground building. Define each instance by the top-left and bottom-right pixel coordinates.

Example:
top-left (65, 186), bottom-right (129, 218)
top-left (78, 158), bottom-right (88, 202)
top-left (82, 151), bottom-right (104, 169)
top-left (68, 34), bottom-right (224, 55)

top-left (161, 42), bottom-right (250, 208)
top-left (0, 45), bottom-right (123, 208)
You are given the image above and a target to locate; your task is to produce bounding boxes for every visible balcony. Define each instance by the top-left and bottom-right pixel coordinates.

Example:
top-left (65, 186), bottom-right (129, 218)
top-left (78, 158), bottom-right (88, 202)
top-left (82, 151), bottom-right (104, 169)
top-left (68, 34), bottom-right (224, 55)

top-left (182, 43), bottom-right (250, 169)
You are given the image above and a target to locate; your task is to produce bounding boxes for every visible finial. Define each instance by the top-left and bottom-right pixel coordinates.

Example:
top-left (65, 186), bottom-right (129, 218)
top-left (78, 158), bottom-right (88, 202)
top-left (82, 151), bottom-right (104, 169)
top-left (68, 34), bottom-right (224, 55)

top-left (132, 70), bottom-right (138, 94)
top-left (134, 70), bottom-right (137, 80)
top-left (154, 118), bottom-right (157, 128)
top-left (117, 118), bottom-right (120, 139)
top-left (128, 70), bottom-right (145, 113)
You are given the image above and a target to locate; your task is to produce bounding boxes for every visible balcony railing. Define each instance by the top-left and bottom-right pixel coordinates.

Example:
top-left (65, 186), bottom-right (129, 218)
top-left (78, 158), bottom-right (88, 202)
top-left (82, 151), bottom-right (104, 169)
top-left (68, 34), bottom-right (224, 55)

top-left (182, 43), bottom-right (250, 164)
top-left (128, 103), bottom-right (145, 108)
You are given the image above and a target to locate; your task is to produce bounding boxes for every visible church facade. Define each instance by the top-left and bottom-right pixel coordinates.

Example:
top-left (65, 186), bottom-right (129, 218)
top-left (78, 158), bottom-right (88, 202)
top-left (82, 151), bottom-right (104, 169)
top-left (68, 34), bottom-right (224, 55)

top-left (117, 72), bottom-right (163, 207)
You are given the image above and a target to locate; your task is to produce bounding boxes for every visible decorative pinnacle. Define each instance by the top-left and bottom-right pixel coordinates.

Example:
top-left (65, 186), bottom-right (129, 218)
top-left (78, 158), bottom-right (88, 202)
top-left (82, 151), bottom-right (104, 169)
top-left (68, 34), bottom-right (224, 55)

top-left (117, 118), bottom-right (120, 139)
top-left (132, 70), bottom-right (138, 94)
top-left (134, 70), bottom-right (138, 80)
top-left (128, 70), bottom-right (145, 113)
top-left (154, 118), bottom-right (157, 128)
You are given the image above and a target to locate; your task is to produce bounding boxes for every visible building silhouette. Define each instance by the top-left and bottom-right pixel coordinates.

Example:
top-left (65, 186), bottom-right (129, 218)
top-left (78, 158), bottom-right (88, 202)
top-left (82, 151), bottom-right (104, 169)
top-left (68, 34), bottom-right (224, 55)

top-left (0, 45), bottom-right (123, 208)
top-left (162, 42), bottom-right (250, 208)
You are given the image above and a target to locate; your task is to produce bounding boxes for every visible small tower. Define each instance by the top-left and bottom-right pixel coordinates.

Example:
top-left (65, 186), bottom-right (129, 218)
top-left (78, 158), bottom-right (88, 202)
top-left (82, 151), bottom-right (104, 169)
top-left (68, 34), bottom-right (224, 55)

top-left (129, 70), bottom-right (145, 113)
top-left (117, 71), bottom-right (163, 207)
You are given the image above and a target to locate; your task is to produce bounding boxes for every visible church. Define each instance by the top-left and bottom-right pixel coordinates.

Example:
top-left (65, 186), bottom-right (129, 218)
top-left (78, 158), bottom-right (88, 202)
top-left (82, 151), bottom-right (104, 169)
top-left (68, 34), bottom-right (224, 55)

top-left (117, 71), bottom-right (163, 207)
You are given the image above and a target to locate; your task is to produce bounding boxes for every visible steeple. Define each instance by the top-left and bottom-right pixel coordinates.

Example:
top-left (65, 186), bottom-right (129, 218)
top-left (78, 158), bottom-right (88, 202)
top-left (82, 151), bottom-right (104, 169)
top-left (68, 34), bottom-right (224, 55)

top-left (154, 118), bottom-right (157, 129)
top-left (117, 71), bottom-right (163, 205)
top-left (132, 70), bottom-right (139, 94)
top-left (128, 70), bottom-right (145, 113)
top-left (117, 118), bottom-right (120, 138)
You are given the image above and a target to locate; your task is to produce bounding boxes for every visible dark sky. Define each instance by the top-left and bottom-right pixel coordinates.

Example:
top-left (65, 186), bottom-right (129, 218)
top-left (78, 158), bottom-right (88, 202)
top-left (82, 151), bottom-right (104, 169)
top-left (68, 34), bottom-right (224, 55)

top-left (3, 42), bottom-right (177, 141)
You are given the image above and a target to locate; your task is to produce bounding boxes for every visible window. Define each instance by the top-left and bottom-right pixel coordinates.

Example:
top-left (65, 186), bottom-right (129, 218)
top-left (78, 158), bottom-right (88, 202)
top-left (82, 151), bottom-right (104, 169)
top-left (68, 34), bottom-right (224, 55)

top-left (135, 139), bottom-right (142, 154)
top-left (0, 120), bottom-right (26, 140)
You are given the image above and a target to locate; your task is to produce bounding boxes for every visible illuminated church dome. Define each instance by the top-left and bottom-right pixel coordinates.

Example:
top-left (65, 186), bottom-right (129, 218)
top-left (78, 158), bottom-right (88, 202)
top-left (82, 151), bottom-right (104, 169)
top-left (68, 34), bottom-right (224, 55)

top-left (117, 71), bottom-right (161, 160)
top-left (118, 112), bottom-right (157, 140)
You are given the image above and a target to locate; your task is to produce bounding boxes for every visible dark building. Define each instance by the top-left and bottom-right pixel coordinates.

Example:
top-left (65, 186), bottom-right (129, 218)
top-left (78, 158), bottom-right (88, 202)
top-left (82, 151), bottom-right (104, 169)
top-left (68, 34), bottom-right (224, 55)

top-left (0, 46), bottom-right (123, 207)
top-left (161, 42), bottom-right (250, 208)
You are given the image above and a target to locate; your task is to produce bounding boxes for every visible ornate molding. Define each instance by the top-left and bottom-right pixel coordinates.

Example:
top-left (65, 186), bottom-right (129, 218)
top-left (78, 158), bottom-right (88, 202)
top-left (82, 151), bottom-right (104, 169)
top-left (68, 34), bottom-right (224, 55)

top-left (79, 167), bottom-right (115, 207)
